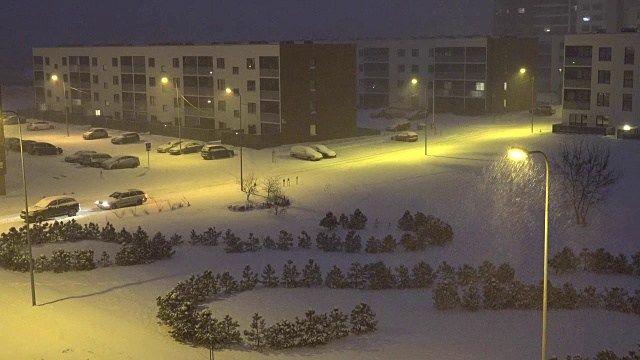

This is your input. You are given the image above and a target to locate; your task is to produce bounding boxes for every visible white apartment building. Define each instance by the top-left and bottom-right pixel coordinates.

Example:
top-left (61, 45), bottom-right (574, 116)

top-left (576, 0), bottom-right (640, 33)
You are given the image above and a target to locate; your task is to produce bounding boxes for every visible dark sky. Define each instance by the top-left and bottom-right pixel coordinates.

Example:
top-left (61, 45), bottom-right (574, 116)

top-left (0, 0), bottom-right (493, 84)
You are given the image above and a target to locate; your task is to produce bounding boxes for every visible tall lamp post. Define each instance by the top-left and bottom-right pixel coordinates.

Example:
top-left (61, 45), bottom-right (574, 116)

top-left (508, 146), bottom-right (549, 360)
top-left (51, 75), bottom-right (70, 137)
top-left (226, 88), bottom-right (243, 192)
top-left (162, 77), bottom-right (182, 152)
top-left (519, 68), bottom-right (535, 133)
top-left (3, 110), bottom-right (36, 306)
top-left (411, 78), bottom-right (433, 155)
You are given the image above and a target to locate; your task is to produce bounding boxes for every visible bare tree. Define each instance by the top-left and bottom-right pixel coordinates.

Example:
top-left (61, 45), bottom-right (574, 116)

top-left (261, 176), bottom-right (290, 215)
top-left (261, 175), bottom-right (282, 200)
top-left (554, 140), bottom-right (619, 226)
top-left (239, 173), bottom-right (259, 202)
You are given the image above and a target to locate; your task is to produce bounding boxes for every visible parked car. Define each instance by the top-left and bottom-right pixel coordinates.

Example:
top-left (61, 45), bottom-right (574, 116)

top-left (157, 140), bottom-right (184, 153)
top-left (95, 189), bottom-right (147, 210)
top-left (65, 150), bottom-right (97, 163)
top-left (4, 137), bottom-right (20, 150)
top-left (201, 144), bottom-right (234, 160)
top-left (27, 121), bottom-right (55, 131)
top-left (2, 115), bottom-right (26, 125)
top-left (370, 107), bottom-right (407, 119)
top-left (310, 144), bottom-right (337, 158)
top-left (391, 131), bottom-right (419, 142)
top-left (169, 141), bottom-right (204, 155)
top-left (111, 132), bottom-right (140, 144)
top-left (78, 153), bottom-right (112, 167)
top-left (406, 109), bottom-right (428, 120)
top-left (29, 142), bottom-right (63, 156)
top-left (83, 128), bottom-right (109, 140)
top-left (20, 195), bottom-right (79, 223)
top-left (10, 140), bottom-right (37, 152)
top-left (529, 104), bottom-right (556, 116)
top-left (386, 119), bottom-right (411, 132)
top-left (290, 146), bottom-right (323, 161)
top-left (101, 155), bottom-right (140, 169)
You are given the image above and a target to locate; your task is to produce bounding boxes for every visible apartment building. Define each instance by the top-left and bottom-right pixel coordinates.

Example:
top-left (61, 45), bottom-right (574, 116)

top-left (32, 43), bottom-right (356, 144)
top-left (576, 0), bottom-right (640, 34)
top-left (356, 36), bottom-right (538, 115)
top-left (562, 33), bottom-right (639, 129)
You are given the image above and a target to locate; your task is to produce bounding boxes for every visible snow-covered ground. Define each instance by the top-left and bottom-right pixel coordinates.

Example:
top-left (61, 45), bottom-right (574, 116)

top-left (1, 109), bottom-right (639, 359)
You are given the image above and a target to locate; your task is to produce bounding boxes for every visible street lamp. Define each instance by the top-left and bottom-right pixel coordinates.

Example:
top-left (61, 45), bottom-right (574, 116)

top-left (3, 110), bottom-right (36, 306)
top-left (225, 88), bottom-right (243, 192)
top-left (519, 68), bottom-right (535, 133)
top-left (411, 78), bottom-right (433, 155)
top-left (51, 74), bottom-right (70, 137)
top-left (162, 76), bottom-right (182, 152)
top-left (508, 146), bottom-right (549, 360)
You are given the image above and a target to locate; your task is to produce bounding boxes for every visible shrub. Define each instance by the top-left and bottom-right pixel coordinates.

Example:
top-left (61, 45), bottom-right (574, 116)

top-left (364, 261), bottom-right (396, 290)
top-left (495, 262), bottom-right (515, 283)
top-left (433, 280), bottom-right (460, 311)
top-left (50, 249), bottom-right (73, 273)
top-left (380, 234), bottom-right (397, 253)
top-left (550, 247), bottom-right (580, 274)
top-left (412, 261), bottom-right (435, 288)
top-left (319, 211), bottom-right (339, 230)
top-left (72, 249), bottom-right (96, 271)
top-left (297, 231), bottom-right (312, 249)
top-left (399, 232), bottom-right (423, 251)
top-left (262, 235), bottom-right (276, 250)
top-left (348, 209), bottom-right (368, 230)
top-left (344, 231), bottom-right (362, 253)
top-left (350, 303), bottom-right (378, 334)
top-left (397, 210), bottom-right (415, 232)
top-left (365, 236), bottom-right (381, 253)
top-left (325, 266), bottom-right (347, 289)
top-left (461, 284), bottom-right (482, 311)
top-left (277, 230), bottom-right (294, 251)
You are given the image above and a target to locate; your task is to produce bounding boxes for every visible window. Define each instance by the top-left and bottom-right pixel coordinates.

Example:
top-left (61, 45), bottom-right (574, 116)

top-left (161, 65), bottom-right (166, 72)
top-left (149, 96), bottom-right (156, 106)
top-left (248, 102), bottom-right (256, 114)
top-left (398, 65), bottom-right (405, 73)
top-left (217, 79), bottom-right (225, 90)
top-left (233, 66), bottom-right (239, 75)
top-left (162, 105), bottom-right (168, 112)
top-left (411, 49), bottom-right (419, 57)
top-left (428, 48), bottom-right (434, 57)
top-left (92, 57), bottom-right (97, 66)
top-left (149, 77), bottom-right (156, 87)
top-left (599, 47), bottom-right (612, 61)
top-left (246, 58), bottom-right (255, 69)
top-left (148, 58), bottom-right (155, 67)
top-left (309, 58), bottom-right (316, 68)
top-left (596, 92), bottom-right (610, 107)
top-left (95, 109), bottom-right (101, 116)
top-left (397, 49), bottom-right (405, 57)
top-left (218, 121), bottom-right (227, 129)
top-left (113, 76), bottom-right (119, 85)
top-left (597, 70), bottom-right (611, 84)
top-left (475, 82), bottom-right (485, 91)
top-left (248, 124), bottom-right (257, 135)
top-left (518, 7), bottom-right (525, 13)
top-left (93, 92), bottom-right (99, 102)
top-left (234, 110), bottom-right (240, 118)
top-left (218, 100), bottom-right (226, 112)
top-left (46, 89), bottom-right (51, 97)
top-left (172, 58), bottom-right (180, 68)
top-left (309, 80), bottom-right (316, 91)
top-left (150, 115), bottom-right (157, 122)
top-left (55, 64), bottom-right (58, 69)
top-left (569, 113), bottom-right (588, 126)
top-left (411, 65), bottom-right (419, 73)
top-left (45, 57), bottom-right (50, 65)
top-left (112, 57), bottom-right (118, 67)
top-left (104, 100), bottom-right (110, 106)
top-left (247, 80), bottom-right (256, 92)
top-left (56, 96), bottom-right (60, 102)
top-left (115, 111), bottom-right (121, 120)
top-left (114, 94), bottom-right (120, 103)
top-left (623, 94), bottom-right (632, 111)
top-left (92, 75), bottom-right (98, 84)
top-left (625, 47), bottom-right (635, 65)
top-left (310, 124), bottom-right (317, 136)
top-left (62, 57), bottom-right (67, 66)
top-left (624, 71), bottom-right (633, 88)
top-left (503, 82), bottom-right (508, 91)
top-left (596, 115), bottom-right (609, 127)
top-left (217, 58), bottom-right (225, 69)
top-left (397, 80), bottom-right (405, 88)
top-left (103, 82), bottom-right (108, 89)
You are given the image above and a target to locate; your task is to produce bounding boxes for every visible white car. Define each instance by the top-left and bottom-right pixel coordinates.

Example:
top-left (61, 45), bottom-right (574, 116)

top-left (27, 121), bottom-right (55, 131)
top-left (101, 155), bottom-right (140, 170)
top-left (290, 146), bottom-right (323, 161)
top-left (310, 144), bottom-right (337, 158)
top-left (157, 140), bottom-right (184, 153)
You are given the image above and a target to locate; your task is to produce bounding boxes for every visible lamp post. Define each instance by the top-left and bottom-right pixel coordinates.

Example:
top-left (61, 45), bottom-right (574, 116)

top-left (162, 77), bottom-right (182, 152)
top-left (226, 88), bottom-right (243, 192)
top-left (51, 75), bottom-right (69, 137)
top-left (508, 146), bottom-right (549, 360)
top-left (519, 68), bottom-right (535, 134)
top-left (3, 110), bottom-right (36, 306)
top-left (411, 78), bottom-right (431, 155)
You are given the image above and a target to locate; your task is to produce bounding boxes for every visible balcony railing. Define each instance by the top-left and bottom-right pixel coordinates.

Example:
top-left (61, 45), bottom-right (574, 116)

top-left (122, 101), bottom-right (135, 110)
top-left (362, 54), bottom-right (389, 62)
top-left (122, 84), bottom-right (134, 92)
top-left (260, 113), bottom-right (281, 124)
top-left (436, 89), bottom-right (465, 97)
top-left (260, 90), bottom-right (280, 101)
top-left (465, 55), bottom-right (486, 63)
top-left (134, 84), bottom-right (146, 92)
top-left (435, 55), bottom-right (465, 63)
top-left (565, 57), bottom-right (592, 66)
top-left (133, 65), bottom-right (145, 74)
top-left (184, 86), bottom-right (199, 95)
top-left (563, 101), bottom-right (591, 110)
top-left (121, 65), bottom-right (133, 73)
top-left (362, 70), bottom-right (389, 78)
top-left (183, 66), bottom-right (198, 75)
top-left (435, 72), bottom-right (464, 80)
top-left (361, 87), bottom-right (389, 94)
top-left (465, 72), bottom-right (486, 80)
top-left (198, 67), bottom-right (214, 75)
top-left (467, 90), bottom-right (485, 98)
top-left (260, 68), bottom-right (279, 77)
top-left (564, 79), bottom-right (591, 88)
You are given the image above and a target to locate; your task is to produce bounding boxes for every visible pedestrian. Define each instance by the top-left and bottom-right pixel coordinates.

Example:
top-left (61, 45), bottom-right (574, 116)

top-left (283, 178), bottom-right (286, 187)
top-left (100, 170), bottom-right (103, 179)
top-left (287, 178), bottom-right (290, 186)
top-left (296, 176), bottom-right (298, 185)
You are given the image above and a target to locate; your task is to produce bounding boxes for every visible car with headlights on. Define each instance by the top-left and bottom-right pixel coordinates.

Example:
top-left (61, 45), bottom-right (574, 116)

top-left (157, 139), bottom-right (184, 153)
top-left (65, 150), bottom-right (97, 163)
top-left (111, 132), bottom-right (140, 144)
top-left (391, 131), bottom-right (418, 142)
top-left (169, 141), bottom-right (204, 155)
top-left (310, 144), bottom-right (336, 158)
top-left (96, 189), bottom-right (147, 210)
top-left (201, 144), bottom-right (234, 159)
top-left (29, 142), bottom-right (63, 156)
top-left (101, 155), bottom-right (140, 169)
top-left (27, 121), bottom-right (55, 131)
top-left (83, 128), bottom-right (109, 140)
top-left (20, 196), bottom-right (79, 223)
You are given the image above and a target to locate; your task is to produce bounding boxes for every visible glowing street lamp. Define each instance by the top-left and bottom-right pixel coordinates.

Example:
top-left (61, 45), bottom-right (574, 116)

top-left (622, 124), bottom-right (631, 131)
top-left (411, 78), bottom-right (434, 156)
top-left (226, 88), bottom-right (243, 192)
top-left (162, 76), bottom-right (182, 152)
top-left (519, 68), bottom-right (535, 133)
top-left (508, 146), bottom-right (549, 360)
top-left (51, 74), bottom-right (70, 137)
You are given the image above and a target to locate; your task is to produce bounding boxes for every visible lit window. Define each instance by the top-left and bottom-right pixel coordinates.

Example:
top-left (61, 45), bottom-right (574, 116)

top-left (503, 82), bottom-right (507, 91)
top-left (518, 7), bottom-right (525, 13)
top-left (475, 82), bottom-right (485, 91)
top-left (503, 99), bottom-right (507, 108)
top-left (583, 16), bottom-right (590, 22)
top-left (95, 109), bottom-right (101, 116)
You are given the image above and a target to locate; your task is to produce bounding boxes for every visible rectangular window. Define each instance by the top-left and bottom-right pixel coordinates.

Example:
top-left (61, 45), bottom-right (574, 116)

top-left (397, 80), bottom-right (405, 88)
top-left (398, 65), bottom-right (405, 73)
top-left (623, 71), bottom-right (633, 88)
top-left (161, 65), bottom-right (166, 72)
top-left (598, 47), bottom-right (612, 61)
top-left (569, 113), bottom-right (588, 126)
top-left (233, 66), bottom-right (239, 75)
top-left (93, 92), bottom-right (99, 102)
top-left (248, 102), bottom-right (257, 114)
top-left (45, 57), bottom-right (50, 66)
top-left (95, 109), bottom-right (101, 116)
top-left (503, 82), bottom-right (508, 91)
top-left (218, 121), bottom-right (227, 129)
top-left (149, 95), bottom-right (156, 105)
top-left (172, 58), bottom-right (180, 68)
top-left (234, 110), bottom-right (240, 118)
top-left (475, 82), bottom-right (485, 91)
top-left (217, 58), bottom-right (225, 69)
top-left (218, 100), bottom-right (226, 112)
top-left (246, 58), bottom-right (255, 69)
top-left (411, 65), bottom-right (419, 73)
top-left (113, 75), bottom-right (119, 85)
top-left (623, 94), bottom-right (632, 111)
top-left (112, 57), bottom-right (118, 67)
top-left (92, 75), bottom-right (98, 84)
top-left (411, 49), bottom-right (419, 57)
top-left (247, 80), bottom-right (256, 92)
top-left (248, 124), bottom-right (257, 134)
top-left (217, 79), bottom-right (226, 90)
top-left (162, 105), bottom-right (168, 112)
top-left (309, 80), bottom-right (316, 91)
top-left (104, 100), bottom-right (110, 106)
top-left (62, 57), bottom-right (67, 66)
top-left (46, 89), bottom-right (52, 97)
top-left (397, 49), bottom-right (405, 57)
top-left (596, 92), bottom-right (610, 107)
top-left (596, 115), bottom-right (609, 127)
top-left (625, 47), bottom-right (635, 65)
top-left (597, 70), bottom-right (611, 84)
top-left (103, 82), bottom-right (108, 89)
top-left (149, 77), bottom-right (156, 87)
top-left (92, 57), bottom-right (98, 66)
top-left (518, 7), bottom-right (525, 13)
top-left (114, 94), bottom-right (120, 103)
top-left (148, 58), bottom-right (155, 67)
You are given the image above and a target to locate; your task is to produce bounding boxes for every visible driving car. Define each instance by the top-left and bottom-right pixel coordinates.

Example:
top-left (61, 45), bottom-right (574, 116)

top-left (64, 150), bottom-right (97, 163)
top-left (529, 104), bottom-right (556, 116)
top-left (168, 141), bottom-right (204, 155)
top-left (290, 146), bottom-right (323, 161)
top-left (111, 132), bottom-right (140, 144)
top-left (157, 139), bottom-right (184, 153)
top-left (310, 144), bottom-right (337, 158)
top-left (27, 121), bottom-right (55, 131)
top-left (20, 196), bottom-right (79, 223)
top-left (391, 131), bottom-right (419, 142)
top-left (83, 128), bottom-right (109, 140)
top-left (201, 144), bottom-right (234, 160)
top-left (29, 142), bottom-right (63, 156)
top-left (78, 153), bottom-right (112, 167)
top-left (95, 189), bottom-right (148, 210)
top-left (101, 155), bottom-right (140, 169)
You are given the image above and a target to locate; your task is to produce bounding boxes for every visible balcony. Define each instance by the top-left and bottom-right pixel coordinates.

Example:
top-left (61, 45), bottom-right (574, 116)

top-left (260, 113), bottom-right (281, 124)
top-left (565, 57), bottom-right (592, 66)
top-left (183, 66), bottom-right (198, 75)
top-left (362, 54), bottom-right (388, 62)
top-left (436, 89), bottom-right (465, 97)
top-left (260, 68), bottom-right (279, 78)
top-left (134, 84), bottom-right (146, 92)
top-left (362, 70), bottom-right (389, 78)
top-left (465, 55), bottom-right (486, 63)
top-left (33, 64), bottom-right (43, 70)
top-left (564, 79), bottom-right (591, 88)
top-left (33, 80), bottom-right (44, 87)
top-left (260, 90), bottom-right (280, 101)
top-left (133, 65), bottom-right (145, 74)
top-left (198, 67), bottom-right (214, 76)
top-left (563, 101), bottom-right (591, 110)
top-left (435, 55), bottom-right (465, 63)
top-left (122, 84), bottom-right (134, 92)
top-left (465, 72), bottom-right (486, 80)
top-left (122, 101), bottom-right (135, 110)
top-left (121, 65), bottom-right (133, 73)
top-left (361, 87), bottom-right (389, 94)
top-left (184, 86), bottom-right (199, 96)
top-left (435, 72), bottom-right (464, 80)
top-left (467, 90), bottom-right (485, 98)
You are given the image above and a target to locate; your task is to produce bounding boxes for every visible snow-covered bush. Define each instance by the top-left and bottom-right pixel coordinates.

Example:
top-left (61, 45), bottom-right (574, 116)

top-left (301, 259), bottom-right (323, 287)
top-left (350, 303), bottom-right (378, 334)
top-left (412, 261), bottom-right (435, 288)
top-left (380, 234), bottom-right (397, 253)
top-left (325, 266), bottom-right (347, 289)
top-left (343, 231), bottom-right (362, 253)
top-left (364, 261), bottom-right (397, 290)
top-left (365, 236), bottom-right (381, 253)
top-left (281, 259), bottom-right (300, 288)
top-left (277, 230), bottom-right (294, 251)
top-left (319, 211), bottom-right (339, 230)
top-left (433, 280), bottom-right (460, 311)
top-left (262, 235), bottom-right (276, 250)
top-left (397, 210), bottom-right (415, 232)
top-left (297, 231), bottom-right (312, 249)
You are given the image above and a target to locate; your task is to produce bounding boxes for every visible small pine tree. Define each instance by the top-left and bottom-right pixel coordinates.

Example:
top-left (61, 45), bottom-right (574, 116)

top-left (482, 278), bottom-right (507, 310)
top-left (297, 309), bottom-right (327, 347)
top-left (217, 314), bottom-right (243, 348)
top-left (219, 271), bottom-right (239, 294)
top-left (344, 231), bottom-right (362, 253)
top-left (245, 233), bottom-right (262, 252)
top-left (412, 261), bottom-right (435, 288)
top-left (281, 259), bottom-right (300, 288)
top-left (397, 210), bottom-right (415, 232)
top-left (326, 307), bottom-right (349, 340)
top-left (433, 280), bottom-right (460, 311)
top-left (395, 265), bottom-right (413, 289)
top-left (477, 260), bottom-right (497, 282)
top-left (297, 230), bottom-right (312, 249)
top-left (461, 284), bottom-right (482, 311)
top-left (348, 209), bottom-right (368, 230)
top-left (325, 266), bottom-right (347, 289)
top-left (301, 259), bottom-right (323, 287)
top-left (364, 261), bottom-right (397, 290)
top-left (435, 261), bottom-right (457, 283)
top-left (240, 265), bottom-right (258, 291)
top-left (260, 264), bottom-right (279, 287)
top-left (380, 234), bottom-right (397, 253)
top-left (456, 264), bottom-right (478, 286)
top-left (399, 232), bottom-right (422, 251)
top-left (346, 262), bottom-right (367, 289)
top-left (97, 250), bottom-right (112, 267)
top-left (549, 246), bottom-right (580, 274)
top-left (223, 230), bottom-right (244, 253)
top-left (277, 230), bottom-right (294, 251)
top-left (602, 287), bottom-right (630, 313)
top-left (365, 236), bottom-right (381, 253)
top-left (116, 227), bottom-right (134, 245)
top-left (262, 235), bottom-right (276, 250)
top-left (350, 303), bottom-right (378, 334)
top-left (315, 232), bottom-right (329, 251)
top-left (495, 262), bottom-right (515, 283)
top-left (203, 227), bottom-right (221, 246)
top-left (243, 313), bottom-right (267, 350)
top-left (326, 232), bottom-right (343, 252)
top-left (100, 222), bottom-right (117, 243)
top-left (338, 213), bottom-right (349, 229)
top-left (319, 211), bottom-right (339, 230)
top-left (169, 233), bottom-right (183, 246)
top-left (265, 319), bottom-right (297, 349)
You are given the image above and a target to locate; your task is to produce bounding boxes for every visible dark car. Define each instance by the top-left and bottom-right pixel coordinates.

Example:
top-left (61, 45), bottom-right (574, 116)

top-left (4, 137), bottom-right (20, 150)
top-left (111, 132), bottom-right (140, 144)
top-left (78, 153), bottom-right (112, 167)
top-left (20, 196), bottom-right (79, 223)
top-left (201, 144), bottom-right (234, 160)
top-left (529, 104), bottom-right (556, 116)
top-left (83, 128), bottom-right (109, 140)
top-left (169, 141), bottom-right (204, 155)
top-left (65, 150), bottom-right (97, 163)
top-left (29, 142), bottom-right (63, 156)
top-left (2, 116), bottom-right (26, 125)
top-left (10, 140), bottom-right (37, 152)
top-left (101, 155), bottom-right (140, 169)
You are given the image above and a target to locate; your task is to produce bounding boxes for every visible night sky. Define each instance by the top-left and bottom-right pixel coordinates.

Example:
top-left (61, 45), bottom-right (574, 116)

top-left (0, 0), bottom-right (493, 85)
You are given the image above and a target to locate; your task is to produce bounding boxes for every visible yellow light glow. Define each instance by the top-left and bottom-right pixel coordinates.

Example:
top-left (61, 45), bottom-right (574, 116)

top-left (225, 88), bottom-right (232, 94)
top-left (508, 147), bottom-right (529, 160)
top-left (161, 77), bottom-right (169, 84)
top-left (519, 68), bottom-right (526, 74)
top-left (411, 78), bottom-right (418, 85)
top-left (51, 74), bottom-right (59, 81)
top-left (623, 125), bottom-right (631, 131)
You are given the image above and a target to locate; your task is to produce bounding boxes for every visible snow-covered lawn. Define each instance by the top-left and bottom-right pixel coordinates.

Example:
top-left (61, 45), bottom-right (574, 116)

top-left (1, 110), bottom-right (638, 359)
